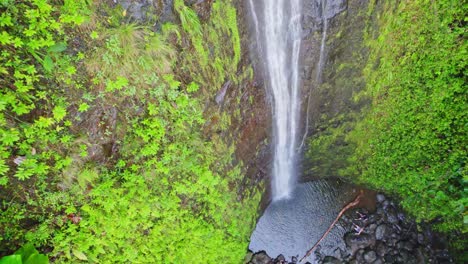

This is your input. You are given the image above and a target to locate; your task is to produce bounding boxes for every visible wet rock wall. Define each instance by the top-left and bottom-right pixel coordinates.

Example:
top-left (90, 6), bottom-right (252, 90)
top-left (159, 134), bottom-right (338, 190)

top-left (299, 0), bottom-right (370, 180)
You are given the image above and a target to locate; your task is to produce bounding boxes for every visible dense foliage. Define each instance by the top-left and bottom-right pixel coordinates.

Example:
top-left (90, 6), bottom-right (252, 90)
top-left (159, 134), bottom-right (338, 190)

top-left (0, 244), bottom-right (48, 264)
top-left (1, 0), bottom-right (260, 262)
top-left (347, 0), bottom-right (466, 233)
top-left (306, 0), bottom-right (466, 250)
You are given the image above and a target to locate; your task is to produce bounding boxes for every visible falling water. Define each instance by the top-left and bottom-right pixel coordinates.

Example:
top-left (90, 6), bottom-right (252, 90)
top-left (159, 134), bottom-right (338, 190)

top-left (315, 1), bottom-right (328, 84)
top-left (249, 0), bottom-right (302, 200)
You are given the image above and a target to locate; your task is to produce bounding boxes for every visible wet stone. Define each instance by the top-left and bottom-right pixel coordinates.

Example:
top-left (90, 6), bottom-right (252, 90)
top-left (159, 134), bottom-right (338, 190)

top-left (374, 241), bottom-right (387, 257)
top-left (417, 233), bottom-right (426, 244)
top-left (250, 251), bottom-right (272, 264)
top-left (384, 254), bottom-right (398, 263)
top-left (434, 249), bottom-right (453, 262)
top-left (397, 250), bottom-right (417, 264)
top-left (363, 250), bottom-right (377, 263)
top-left (376, 207), bottom-right (385, 217)
top-left (333, 247), bottom-right (346, 259)
top-left (376, 194), bottom-right (386, 203)
top-left (397, 212), bottom-right (406, 222)
top-left (291, 256), bottom-right (298, 263)
top-left (382, 200), bottom-right (390, 209)
top-left (245, 252), bottom-right (254, 263)
top-left (367, 214), bottom-right (379, 224)
top-left (274, 254), bottom-right (285, 263)
top-left (354, 249), bottom-right (366, 263)
top-left (375, 224), bottom-right (388, 241)
top-left (345, 233), bottom-right (375, 251)
top-left (372, 258), bottom-right (384, 264)
top-left (321, 256), bottom-right (341, 264)
top-left (385, 205), bottom-right (399, 224)
top-left (397, 240), bottom-right (415, 251)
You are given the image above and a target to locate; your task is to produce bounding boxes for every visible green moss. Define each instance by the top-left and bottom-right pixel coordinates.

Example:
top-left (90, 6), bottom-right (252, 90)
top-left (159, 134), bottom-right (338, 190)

top-left (348, 0), bottom-right (467, 233)
top-left (0, 0), bottom-right (260, 262)
top-left (174, 0), bottom-right (207, 67)
top-left (306, 0), bottom-right (466, 252)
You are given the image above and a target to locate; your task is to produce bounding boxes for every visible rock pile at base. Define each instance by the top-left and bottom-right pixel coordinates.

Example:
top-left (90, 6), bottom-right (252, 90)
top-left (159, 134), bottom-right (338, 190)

top-left (247, 194), bottom-right (453, 264)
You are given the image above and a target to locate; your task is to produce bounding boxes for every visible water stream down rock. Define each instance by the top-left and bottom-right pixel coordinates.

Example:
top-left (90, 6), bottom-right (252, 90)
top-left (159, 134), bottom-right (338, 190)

top-left (249, 0), bottom-right (302, 200)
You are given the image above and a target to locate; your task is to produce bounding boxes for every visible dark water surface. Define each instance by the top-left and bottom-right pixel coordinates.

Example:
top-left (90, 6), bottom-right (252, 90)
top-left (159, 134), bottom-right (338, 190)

top-left (249, 179), bottom-right (363, 263)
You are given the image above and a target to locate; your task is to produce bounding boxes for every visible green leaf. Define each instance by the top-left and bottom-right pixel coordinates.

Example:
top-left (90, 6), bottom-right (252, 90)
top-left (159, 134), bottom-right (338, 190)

top-left (52, 106), bottom-right (67, 121)
top-left (42, 55), bottom-right (54, 72)
top-left (15, 244), bottom-right (37, 261)
top-left (24, 254), bottom-right (48, 264)
top-left (0, 255), bottom-right (22, 264)
top-left (186, 82), bottom-right (199, 93)
top-left (90, 31), bottom-right (99, 39)
top-left (1, 128), bottom-right (20, 146)
top-left (72, 249), bottom-right (88, 261)
top-left (0, 31), bottom-right (11, 45)
top-left (0, 175), bottom-right (7, 185)
top-left (78, 103), bottom-right (89, 112)
top-left (48, 42), bottom-right (67, 53)
top-left (0, 66), bottom-right (8, 75)
top-left (35, 117), bottom-right (54, 128)
top-left (163, 74), bottom-right (180, 90)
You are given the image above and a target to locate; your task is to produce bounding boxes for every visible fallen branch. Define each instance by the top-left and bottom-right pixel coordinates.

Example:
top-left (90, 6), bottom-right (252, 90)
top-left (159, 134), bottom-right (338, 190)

top-left (299, 190), bottom-right (364, 263)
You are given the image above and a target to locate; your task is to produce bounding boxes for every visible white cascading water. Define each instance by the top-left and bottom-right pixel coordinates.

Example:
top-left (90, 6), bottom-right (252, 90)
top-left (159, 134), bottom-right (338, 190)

top-left (249, 0), bottom-right (302, 200)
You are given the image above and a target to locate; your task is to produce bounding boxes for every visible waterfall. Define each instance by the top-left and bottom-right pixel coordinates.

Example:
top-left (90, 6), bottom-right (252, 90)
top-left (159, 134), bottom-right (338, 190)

top-left (315, 1), bottom-right (328, 84)
top-left (249, 0), bottom-right (302, 200)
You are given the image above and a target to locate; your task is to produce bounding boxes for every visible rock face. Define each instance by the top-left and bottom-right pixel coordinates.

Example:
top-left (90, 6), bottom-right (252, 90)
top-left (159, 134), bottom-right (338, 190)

top-left (247, 193), bottom-right (453, 264)
top-left (300, 0), bottom-right (371, 179)
top-left (100, 1), bottom-right (272, 197)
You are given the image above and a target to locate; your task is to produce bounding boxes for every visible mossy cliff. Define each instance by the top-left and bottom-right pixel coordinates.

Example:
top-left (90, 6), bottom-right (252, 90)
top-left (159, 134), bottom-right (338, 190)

top-left (0, 0), bottom-right (268, 262)
top-left (302, 0), bottom-right (466, 255)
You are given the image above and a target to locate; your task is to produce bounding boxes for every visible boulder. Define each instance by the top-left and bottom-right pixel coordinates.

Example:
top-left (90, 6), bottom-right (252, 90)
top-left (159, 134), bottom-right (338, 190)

top-left (250, 251), bottom-right (272, 264)
top-left (363, 250), bottom-right (377, 263)
top-left (345, 233), bottom-right (375, 252)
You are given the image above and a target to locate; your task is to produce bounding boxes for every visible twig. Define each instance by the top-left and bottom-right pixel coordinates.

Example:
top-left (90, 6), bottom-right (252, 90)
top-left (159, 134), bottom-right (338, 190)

top-left (299, 190), bottom-right (364, 263)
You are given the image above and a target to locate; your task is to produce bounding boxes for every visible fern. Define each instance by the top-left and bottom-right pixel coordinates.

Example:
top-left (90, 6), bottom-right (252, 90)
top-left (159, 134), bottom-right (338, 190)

top-left (225, 4), bottom-right (241, 68)
top-left (173, 0), bottom-right (208, 67)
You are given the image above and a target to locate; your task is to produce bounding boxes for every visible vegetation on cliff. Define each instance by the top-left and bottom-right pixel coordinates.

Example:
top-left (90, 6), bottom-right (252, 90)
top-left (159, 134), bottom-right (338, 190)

top-left (0, 0), bottom-right (260, 262)
top-left (347, 0), bottom-right (466, 234)
top-left (307, 0), bottom-right (466, 246)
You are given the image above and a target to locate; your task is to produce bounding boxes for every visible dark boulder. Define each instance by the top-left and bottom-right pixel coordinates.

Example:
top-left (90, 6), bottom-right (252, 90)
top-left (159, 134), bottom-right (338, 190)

top-left (321, 256), bottom-right (341, 264)
top-left (363, 250), bottom-right (377, 263)
top-left (249, 251), bottom-right (272, 264)
top-left (376, 194), bottom-right (386, 203)
top-left (385, 205), bottom-right (399, 224)
top-left (375, 224), bottom-right (388, 241)
top-left (345, 233), bottom-right (375, 252)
